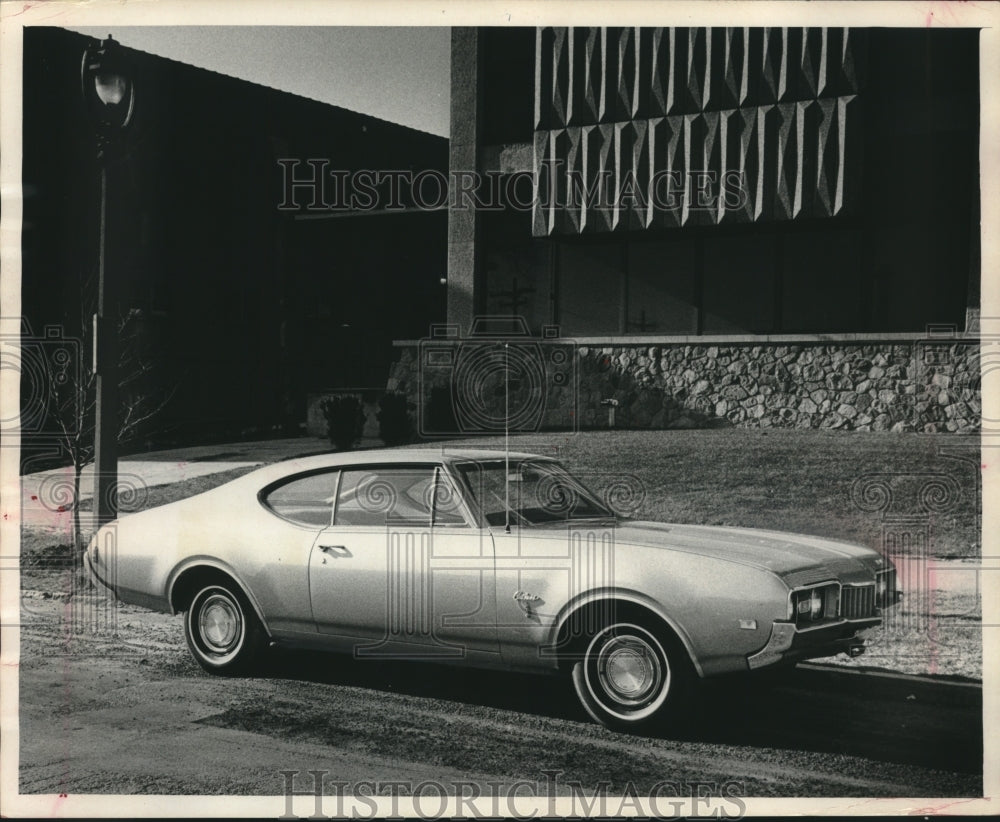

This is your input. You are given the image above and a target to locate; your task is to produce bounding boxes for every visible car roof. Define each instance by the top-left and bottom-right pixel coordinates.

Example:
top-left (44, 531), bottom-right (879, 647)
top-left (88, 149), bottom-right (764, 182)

top-left (240, 447), bottom-right (556, 488)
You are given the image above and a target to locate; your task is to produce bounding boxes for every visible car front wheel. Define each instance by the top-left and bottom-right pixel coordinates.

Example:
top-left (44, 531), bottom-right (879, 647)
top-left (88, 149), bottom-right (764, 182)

top-left (184, 583), bottom-right (265, 675)
top-left (571, 621), bottom-right (691, 732)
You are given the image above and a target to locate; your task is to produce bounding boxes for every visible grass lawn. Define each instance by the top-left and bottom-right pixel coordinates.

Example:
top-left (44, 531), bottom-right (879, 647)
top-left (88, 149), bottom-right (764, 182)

top-left (424, 429), bottom-right (981, 559)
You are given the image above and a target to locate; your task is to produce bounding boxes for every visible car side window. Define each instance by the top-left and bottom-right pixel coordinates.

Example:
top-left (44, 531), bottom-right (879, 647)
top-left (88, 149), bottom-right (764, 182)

top-left (332, 466), bottom-right (468, 527)
top-left (432, 468), bottom-right (468, 526)
top-left (336, 467), bottom-right (435, 526)
top-left (262, 470), bottom-right (339, 527)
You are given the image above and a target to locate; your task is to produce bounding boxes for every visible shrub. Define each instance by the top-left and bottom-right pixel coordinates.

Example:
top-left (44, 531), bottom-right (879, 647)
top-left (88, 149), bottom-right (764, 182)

top-left (320, 395), bottom-right (363, 451)
top-left (377, 392), bottom-right (413, 446)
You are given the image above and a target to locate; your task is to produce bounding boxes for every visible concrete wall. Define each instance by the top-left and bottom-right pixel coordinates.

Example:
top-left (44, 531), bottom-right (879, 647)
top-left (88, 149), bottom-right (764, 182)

top-left (387, 338), bottom-right (979, 433)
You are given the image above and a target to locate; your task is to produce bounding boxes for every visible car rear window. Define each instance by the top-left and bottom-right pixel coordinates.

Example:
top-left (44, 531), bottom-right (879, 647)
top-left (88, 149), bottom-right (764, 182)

top-left (262, 470), bottom-right (339, 527)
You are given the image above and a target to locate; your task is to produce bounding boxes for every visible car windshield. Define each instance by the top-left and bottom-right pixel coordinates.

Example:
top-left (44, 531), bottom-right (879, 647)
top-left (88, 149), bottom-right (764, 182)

top-left (454, 459), bottom-right (613, 527)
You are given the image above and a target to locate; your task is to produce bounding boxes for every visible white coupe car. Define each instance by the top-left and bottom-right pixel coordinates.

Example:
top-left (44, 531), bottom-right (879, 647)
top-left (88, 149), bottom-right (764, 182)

top-left (87, 448), bottom-right (900, 731)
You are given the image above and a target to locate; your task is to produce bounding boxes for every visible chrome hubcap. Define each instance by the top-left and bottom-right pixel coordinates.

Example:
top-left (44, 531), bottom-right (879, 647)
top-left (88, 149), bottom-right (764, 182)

top-left (199, 594), bottom-right (241, 654)
top-left (606, 647), bottom-right (651, 695)
top-left (583, 623), bottom-right (672, 721)
top-left (597, 635), bottom-right (661, 705)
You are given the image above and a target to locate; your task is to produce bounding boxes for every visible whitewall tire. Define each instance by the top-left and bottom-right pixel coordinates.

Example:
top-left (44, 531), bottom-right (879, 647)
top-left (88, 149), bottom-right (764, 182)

top-left (571, 621), bottom-right (691, 732)
top-left (184, 583), bottom-right (265, 675)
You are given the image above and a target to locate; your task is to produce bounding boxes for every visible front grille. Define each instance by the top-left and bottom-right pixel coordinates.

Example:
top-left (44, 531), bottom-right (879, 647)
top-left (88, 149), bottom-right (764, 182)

top-left (840, 584), bottom-right (876, 619)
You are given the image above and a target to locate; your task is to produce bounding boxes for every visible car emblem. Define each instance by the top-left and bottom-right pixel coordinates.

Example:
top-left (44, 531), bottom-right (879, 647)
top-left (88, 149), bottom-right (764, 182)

top-left (513, 590), bottom-right (542, 617)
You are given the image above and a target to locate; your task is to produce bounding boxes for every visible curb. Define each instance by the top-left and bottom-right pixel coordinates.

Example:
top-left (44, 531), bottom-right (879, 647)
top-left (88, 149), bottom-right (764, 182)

top-left (792, 662), bottom-right (982, 708)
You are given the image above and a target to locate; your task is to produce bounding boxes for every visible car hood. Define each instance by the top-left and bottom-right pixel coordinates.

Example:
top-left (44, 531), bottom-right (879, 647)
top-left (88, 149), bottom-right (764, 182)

top-left (606, 520), bottom-right (881, 583)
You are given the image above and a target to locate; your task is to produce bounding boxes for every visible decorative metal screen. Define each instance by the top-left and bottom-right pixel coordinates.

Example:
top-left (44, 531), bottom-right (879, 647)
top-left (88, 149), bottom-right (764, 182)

top-left (532, 27), bottom-right (863, 235)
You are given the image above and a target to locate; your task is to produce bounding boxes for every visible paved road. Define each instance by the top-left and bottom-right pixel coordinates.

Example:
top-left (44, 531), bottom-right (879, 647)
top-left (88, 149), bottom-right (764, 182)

top-left (15, 592), bottom-right (982, 801)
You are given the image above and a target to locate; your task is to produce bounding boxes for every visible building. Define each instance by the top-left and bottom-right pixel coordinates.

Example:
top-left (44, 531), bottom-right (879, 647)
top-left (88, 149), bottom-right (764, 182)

top-left (389, 26), bottom-right (980, 434)
top-left (21, 27), bottom-right (448, 461)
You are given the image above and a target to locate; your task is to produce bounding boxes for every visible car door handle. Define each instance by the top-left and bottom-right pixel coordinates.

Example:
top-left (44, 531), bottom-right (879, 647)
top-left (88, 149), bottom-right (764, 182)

top-left (319, 545), bottom-right (349, 557)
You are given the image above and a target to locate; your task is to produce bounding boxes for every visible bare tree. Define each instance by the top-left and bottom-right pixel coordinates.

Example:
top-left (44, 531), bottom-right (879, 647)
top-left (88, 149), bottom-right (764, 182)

top-left (44, 284), bottom-right (176, 555)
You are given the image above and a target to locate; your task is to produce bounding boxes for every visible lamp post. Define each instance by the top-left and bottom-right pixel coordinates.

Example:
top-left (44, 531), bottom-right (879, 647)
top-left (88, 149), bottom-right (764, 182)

top-left (81, 35), bottom-right (135, 526)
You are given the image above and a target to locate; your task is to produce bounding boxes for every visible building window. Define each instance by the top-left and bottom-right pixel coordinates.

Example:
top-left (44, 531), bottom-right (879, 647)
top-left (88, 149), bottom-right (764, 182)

top-left (626, 241), bottom-right (697, 334)
top-left (548, 224), bottom-right (957, 336)
top-left (781, 229), bottom-right (864, 333)
top-left (702, 234), bottom-right (777, 333)
top-left (557, 243), bottom-right (623, 335)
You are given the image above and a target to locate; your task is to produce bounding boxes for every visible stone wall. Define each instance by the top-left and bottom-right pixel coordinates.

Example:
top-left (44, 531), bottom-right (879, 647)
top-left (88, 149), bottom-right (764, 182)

top-left (386, 339), bottom-right (980, 433)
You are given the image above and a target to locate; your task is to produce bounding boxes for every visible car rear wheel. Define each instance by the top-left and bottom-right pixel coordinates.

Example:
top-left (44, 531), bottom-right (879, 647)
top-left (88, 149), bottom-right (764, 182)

top-left (571, 621), bottom-right (691, 732)
top-left (184, 583), bottom-right (265, 675)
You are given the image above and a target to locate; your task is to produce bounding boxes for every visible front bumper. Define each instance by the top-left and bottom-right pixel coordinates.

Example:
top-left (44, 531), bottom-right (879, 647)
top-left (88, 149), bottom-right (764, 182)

top-left (746, 617), bottom-right (882, 670)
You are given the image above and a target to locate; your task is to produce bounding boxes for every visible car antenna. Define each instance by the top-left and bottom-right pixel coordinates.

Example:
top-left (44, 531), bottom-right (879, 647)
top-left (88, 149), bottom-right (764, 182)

top-left (504, 341), bottom-right (511, 534)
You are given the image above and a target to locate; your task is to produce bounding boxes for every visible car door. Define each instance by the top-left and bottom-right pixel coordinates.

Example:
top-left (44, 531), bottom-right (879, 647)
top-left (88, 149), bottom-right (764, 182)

top-left (253, 468), bottom-right (342, 635)
top-left (308, 463), bottom-right (499, 659)
top-left (452, 458), bottom-right (618, 670)
top-left (492, 522), bottom-right (617, 669)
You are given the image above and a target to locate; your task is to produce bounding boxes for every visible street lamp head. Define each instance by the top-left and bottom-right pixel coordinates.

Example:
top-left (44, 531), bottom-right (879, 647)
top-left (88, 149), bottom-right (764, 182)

top-left (81, 35), bottom-right (135, 134)
top-left (94, 71), bottom-right (129, 107)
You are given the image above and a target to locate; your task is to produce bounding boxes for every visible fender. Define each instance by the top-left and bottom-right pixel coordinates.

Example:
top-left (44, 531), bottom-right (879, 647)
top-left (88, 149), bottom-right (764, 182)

top-left (548, 587), bottom-right (705, 678)
top-left (166, 556), bottom-right (274, 639)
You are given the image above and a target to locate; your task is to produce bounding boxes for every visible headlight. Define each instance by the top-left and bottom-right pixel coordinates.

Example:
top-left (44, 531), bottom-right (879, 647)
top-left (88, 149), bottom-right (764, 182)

top-left (795, 589), bottom-right (823, 619)
top-left (790, 583), bottom-right (839, 625)
top-left (875, 568), bottom-right (898, 607)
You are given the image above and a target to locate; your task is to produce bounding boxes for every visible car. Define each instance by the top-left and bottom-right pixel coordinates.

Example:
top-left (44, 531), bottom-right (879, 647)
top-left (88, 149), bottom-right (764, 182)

top-left (87, 447), bottom-right (901, 732)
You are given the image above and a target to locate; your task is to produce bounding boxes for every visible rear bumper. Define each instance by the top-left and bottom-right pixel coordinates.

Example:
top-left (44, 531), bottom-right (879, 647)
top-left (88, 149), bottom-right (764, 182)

top-left (747, 618), bottom-right (881, 670)
top-left (84, 544), bottom-right (169, 612)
